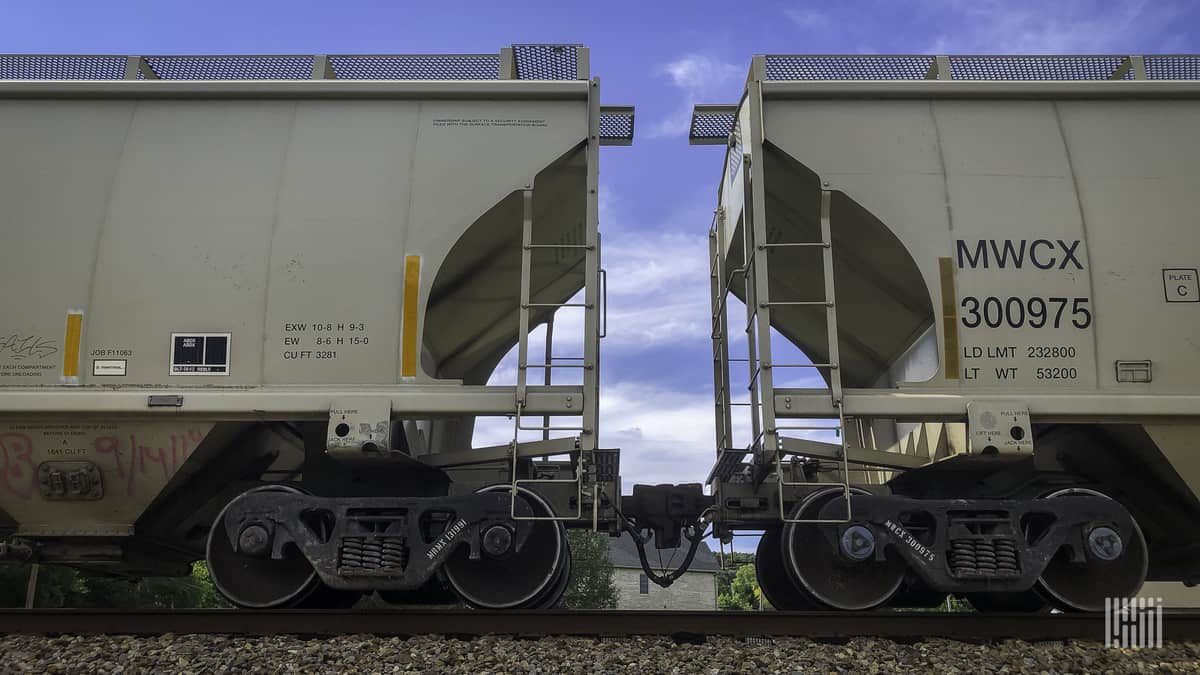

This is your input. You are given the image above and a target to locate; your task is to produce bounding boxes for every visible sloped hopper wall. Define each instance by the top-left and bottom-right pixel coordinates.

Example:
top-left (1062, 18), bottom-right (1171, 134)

top-left (726, 142), bottom-right (934, 388)
top-left (426, 143), bottom-right (587, 386)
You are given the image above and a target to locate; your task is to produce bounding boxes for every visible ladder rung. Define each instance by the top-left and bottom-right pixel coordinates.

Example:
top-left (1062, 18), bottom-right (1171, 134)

top-left (767, 362), bottom-right (837, 369)
top-left (517, 423), bottom-right (588, 432)
top-left (524, 243), bottom-right (595, 250)
top-left (523, 302), bottom-right (592, 309)
top-left (759, 242), bottom-right (829, 249)
top-left (519, 363), bottom-right (592, 369)
top-left (778, 479), bottom-right (851, 489)
top-left (760, 301), bottom-right (833, 307)
top-left (775, 425), bottom-right (842, 431)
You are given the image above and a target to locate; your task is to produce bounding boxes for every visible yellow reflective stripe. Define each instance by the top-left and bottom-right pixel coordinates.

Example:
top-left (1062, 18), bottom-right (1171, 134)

top-left (63, 311), bottom-right (84, 378)
top-left (938, 257), bottom-right (959, 380)
top-left (401, 256), bottom-right (421, 378)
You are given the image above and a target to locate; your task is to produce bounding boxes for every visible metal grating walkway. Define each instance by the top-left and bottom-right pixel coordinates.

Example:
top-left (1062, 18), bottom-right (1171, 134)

top-left (599, 106), bottom-right (635, 145)
top-left (690, 54), bottom-right (1198, 144)
top-left (689, 104), bottom-right (738, 145)
top-left (761, 53), bottom-right (1200, 82)
top-left (0, 44), bottom-right (587, 81)
top-left (767, 55), bottom-right (934, 80)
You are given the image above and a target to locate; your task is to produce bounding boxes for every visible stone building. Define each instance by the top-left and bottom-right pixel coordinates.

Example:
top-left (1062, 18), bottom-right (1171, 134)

top-left (606, 532), bottom-right (720, 610)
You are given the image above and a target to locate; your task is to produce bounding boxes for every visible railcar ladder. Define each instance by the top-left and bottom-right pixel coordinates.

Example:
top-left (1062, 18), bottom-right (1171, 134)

top-left (509, 187), bottom-right (595, 521)
top-left (765, 188), bottom-right (851, 523)
top-left (715, 156), bottom-right (852, 523)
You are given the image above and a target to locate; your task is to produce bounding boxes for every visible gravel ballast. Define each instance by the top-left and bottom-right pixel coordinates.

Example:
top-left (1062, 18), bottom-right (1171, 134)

top-left (1, 634), bottom-right (1198, 674)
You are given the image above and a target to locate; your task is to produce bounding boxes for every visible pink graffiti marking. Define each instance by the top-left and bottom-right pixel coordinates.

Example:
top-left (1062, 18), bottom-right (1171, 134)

top-left (0, 432), bottom-right (37, 499)
top-left (93, 429), bottom-right (207, 496)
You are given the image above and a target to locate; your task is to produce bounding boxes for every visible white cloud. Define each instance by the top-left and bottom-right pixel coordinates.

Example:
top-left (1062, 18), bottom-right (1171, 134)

top-left (921, 0), bottom-right (1186, 54)
top-left (602, 230), bottom-right (711, 348)
top-left (646, 54), bottom-right (742, 139)
top-left (601, 381), bottom-right (722, 486)
top-left (479, 228), bottom-right (713, 367)
top-left (659, 54), bottom-right (741, 92)
top-left (784, 8), bottom-right (831, 30)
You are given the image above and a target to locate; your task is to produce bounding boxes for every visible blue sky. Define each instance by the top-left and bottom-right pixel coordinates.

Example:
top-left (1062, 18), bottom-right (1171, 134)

top-left (5, 1), bottom-right (1198, 531)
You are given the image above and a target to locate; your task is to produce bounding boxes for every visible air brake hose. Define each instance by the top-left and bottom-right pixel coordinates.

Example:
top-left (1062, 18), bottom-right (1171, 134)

top-left (624, 520), bottom-right (707, 588)
top-left (607, 491), bottom-right (708, 588)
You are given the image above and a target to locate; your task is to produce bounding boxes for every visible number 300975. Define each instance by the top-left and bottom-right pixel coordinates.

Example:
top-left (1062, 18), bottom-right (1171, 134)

top-left (961, 296), bottom-right (1091, 330)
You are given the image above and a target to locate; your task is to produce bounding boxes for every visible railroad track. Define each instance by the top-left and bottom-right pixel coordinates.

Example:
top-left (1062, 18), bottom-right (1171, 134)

top-left (2, 609), bottom-right (1199, 642)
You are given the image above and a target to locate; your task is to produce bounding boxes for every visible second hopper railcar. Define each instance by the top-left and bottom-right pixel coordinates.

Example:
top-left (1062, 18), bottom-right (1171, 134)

top-left (691, 53), bottom-right (1200, 612)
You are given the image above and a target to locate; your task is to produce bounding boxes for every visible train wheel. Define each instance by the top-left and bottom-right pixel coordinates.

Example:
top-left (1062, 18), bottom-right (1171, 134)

top-left (782, 487), bottom-right (905, 611)
top-left (206, 485), bottom-right (321, 609)
top-left (530, 537), bottom-right (573, 608)
top-left (442, 485), bottom-right (567, 609)
top-left (755, 527), bottom-right (817, 609)
top-left (1033, 488), bottom-right (1148, 613)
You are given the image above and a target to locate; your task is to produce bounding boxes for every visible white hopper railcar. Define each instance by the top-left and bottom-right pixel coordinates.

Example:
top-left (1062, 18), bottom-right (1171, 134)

top-left (692, 53), bottom-right (1200, 612)
top-left (0, 45), bottom-right (634, 609)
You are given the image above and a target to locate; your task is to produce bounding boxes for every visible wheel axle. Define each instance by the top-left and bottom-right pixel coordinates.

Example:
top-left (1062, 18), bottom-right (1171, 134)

top-left (237, 524), bottom-right (271, 557)
top-left (1087, 525), bottom-right (1124, 561)
top-left (840, 525), bottom-right (876, 562)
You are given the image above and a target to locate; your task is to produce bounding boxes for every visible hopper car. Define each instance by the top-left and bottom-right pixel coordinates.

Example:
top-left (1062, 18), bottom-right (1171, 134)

top-left (0, 45), bottom-right (637, 609)
top-left (689, 53), bottom-right (1200, 611)
top-left (2, 48), bottom-right (1199, 613)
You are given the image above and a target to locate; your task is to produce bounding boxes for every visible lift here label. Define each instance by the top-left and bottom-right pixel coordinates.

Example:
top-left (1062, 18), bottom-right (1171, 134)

top-left (951, 238), bottom-right (1095, 387)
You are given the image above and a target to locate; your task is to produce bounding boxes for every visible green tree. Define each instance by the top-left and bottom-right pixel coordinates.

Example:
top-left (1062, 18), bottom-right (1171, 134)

top-left (0, 560), bottom-right (228, 608)
top-left (715, 551), bottom-right (755, 604)
top-left (562, 530), bottom-right (618, 609)
top-left (718, 563), bottom-right (769, 610)
top-left (0, 562), bottom-right (83, 608)
top-left (189, 561), bottom-right (230, 608)
top-left (75, 561), bottom-right (229, 609)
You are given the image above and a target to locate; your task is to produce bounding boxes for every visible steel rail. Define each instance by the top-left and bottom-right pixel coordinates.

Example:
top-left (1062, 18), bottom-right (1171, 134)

top-left (1, 609), bottom-right (1198, 642)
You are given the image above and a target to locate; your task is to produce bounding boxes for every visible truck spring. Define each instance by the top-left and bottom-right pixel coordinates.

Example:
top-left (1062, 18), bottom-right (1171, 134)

top-left (380, 538), bottom-right (408, 570)
top-left (994, 538), bottom-right (1019, 574)
top-left (949, 539), bottom-right (977, 574)
top-left (975, 540), bottom-right (998, 572)
top-left (360, 538), bottom-right (384, 568)
top-left (340, 537), bottom-right (367, 569)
